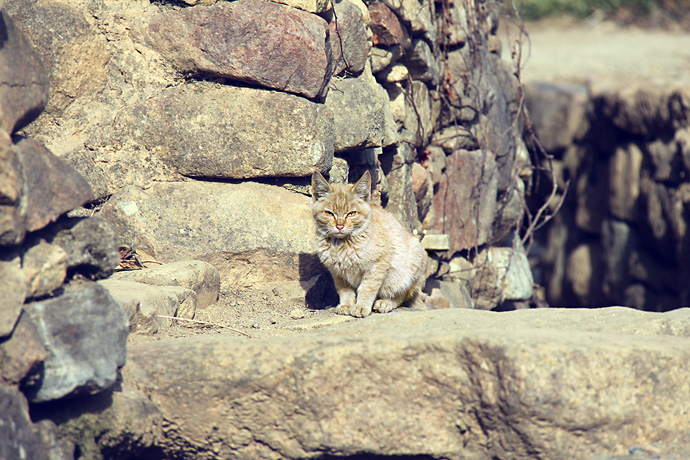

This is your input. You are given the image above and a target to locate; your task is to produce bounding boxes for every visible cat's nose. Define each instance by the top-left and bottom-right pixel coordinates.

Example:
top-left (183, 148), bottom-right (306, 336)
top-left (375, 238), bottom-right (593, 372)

top-left (336, 224), bottom-right (344, 231)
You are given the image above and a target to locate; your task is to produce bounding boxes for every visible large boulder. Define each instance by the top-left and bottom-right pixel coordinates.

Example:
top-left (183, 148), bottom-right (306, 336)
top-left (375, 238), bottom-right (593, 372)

top-left (57, 307), bottom-right (690, 460)
top-left (131, 0), bottom-right (332, 99)
top-left (98, 181), bottom-right (317, 263)
top-left (22, 281), bottom-right (128, 403)
top-left (109, 82), bottom-right (334, 180)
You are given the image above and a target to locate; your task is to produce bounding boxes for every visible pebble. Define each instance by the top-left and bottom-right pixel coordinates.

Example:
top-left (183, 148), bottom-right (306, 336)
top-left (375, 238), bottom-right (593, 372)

top-left (251, 322), bottom-right (260, 329)
top-left (290, 309), bottom-right (306, 319)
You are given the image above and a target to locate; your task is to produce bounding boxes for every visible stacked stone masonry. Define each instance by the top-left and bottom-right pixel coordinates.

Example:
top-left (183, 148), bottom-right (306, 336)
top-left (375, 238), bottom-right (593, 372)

top-left (0, 0), bottom-right (536, 457)
top-left (6, 0), bottom-right (533, 311)
top-left (526, 82), bottom-right (690, 311)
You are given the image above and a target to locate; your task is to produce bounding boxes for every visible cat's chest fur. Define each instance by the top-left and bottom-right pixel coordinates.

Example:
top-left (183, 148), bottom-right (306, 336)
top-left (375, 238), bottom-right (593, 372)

top-left (317, 231), bottom-right (374, 287)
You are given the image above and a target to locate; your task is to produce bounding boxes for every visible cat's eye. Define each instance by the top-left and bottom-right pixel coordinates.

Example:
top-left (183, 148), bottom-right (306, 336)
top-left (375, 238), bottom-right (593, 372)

top-left (325, 210), bottom-right (335, 217)
top-left (346, 211), bottom-right (356, 217)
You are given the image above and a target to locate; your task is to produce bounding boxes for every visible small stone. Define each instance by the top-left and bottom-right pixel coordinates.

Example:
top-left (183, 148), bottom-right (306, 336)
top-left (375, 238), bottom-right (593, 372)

top-left (272, 288), bottom-right (280, 297)
top-left (290, 309), bottom-right (306, 320)
top-left (251, 322), bottom-right (261, 329)
top-left (421, 233), bottom-right (450, 251)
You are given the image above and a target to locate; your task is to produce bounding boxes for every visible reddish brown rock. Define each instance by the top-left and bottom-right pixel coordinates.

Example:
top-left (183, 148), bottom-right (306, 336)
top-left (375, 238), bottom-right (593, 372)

top-left (132, 0), bottom-right (332, 99)
top-left (0, 12), bottom-right (49, 134)
top-left (431, 149), bottom-right (497, 253)
top-left (368, 2), bottom-right (407, 46)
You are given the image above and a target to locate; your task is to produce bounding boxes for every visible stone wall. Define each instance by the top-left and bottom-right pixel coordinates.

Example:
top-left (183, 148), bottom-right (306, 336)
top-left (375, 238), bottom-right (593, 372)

top-left (6, 0), bottom-right (534, 310)
top-left (526, 81), bottom-right (690, 310)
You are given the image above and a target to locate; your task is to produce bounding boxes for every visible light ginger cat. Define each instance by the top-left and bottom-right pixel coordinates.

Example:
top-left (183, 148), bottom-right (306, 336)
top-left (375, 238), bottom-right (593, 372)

top-left (311, 170), bottom-right (427, 318)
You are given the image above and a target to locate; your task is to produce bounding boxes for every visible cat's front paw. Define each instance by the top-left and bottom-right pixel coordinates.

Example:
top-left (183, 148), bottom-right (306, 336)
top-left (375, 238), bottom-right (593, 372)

top-left (334, 304), bottom-right (355, 316)
top-left (334, 303), bottom-right (372, 318)
top-left (373, 299), bottom-right (399, 313)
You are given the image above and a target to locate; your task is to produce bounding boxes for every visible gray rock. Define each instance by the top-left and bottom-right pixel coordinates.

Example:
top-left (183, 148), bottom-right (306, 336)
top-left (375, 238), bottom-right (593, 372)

top-left (0, 253), bottom-right (25, 338)
top-left (131, 0), bottom-right (332, 99)
top-left (84, 307), bottom-right (690, 460)
top-left (98, 279), bottom-right (196, 336)
top-left (493, 181), bottom-right (525, 245)
top-left (381, 143), bottom-right (420, 230)
top-left (601, 219), bottom-right (636, 302)
top-left (404, 38), bottom-right (440, 85)
top-left (424, 278), bottom-right (473, 308)
top-left (0, 310), bottom-right (46, 385)
top-left (0, 386), bottom-right (73, 460)
top-left (608, 143), bottom-right (643, 222)
top-left (438, 0), bottom-right (467, 46)
top-left (421, 233), bottom-right (450, 251)
top-left (98, 181), bottom-right (317, 263)
top-left (111, 82), bottom-right (334, 180)
top-left (431, 149), bottom-right (497, 253)
top-left (23, 281), bottom-right (128, 402)
top-left (602, 85), bottom-right (687, 137)
top-left (431, 124), bottom-right (478, 153)
top-left (21, 239), bottom-right (68, 300)
top-left (646, 138), bottom-right (681, 183)
top-left (0, 11), bottom-right (49, 134)
top-left (524, 82), bottom-right (589, 152)
top-left (404, 80), bottom-right (434, 146)
top-left (473, 247), bottom-right (534, 308)
top-left (109, 260), bottom-right (220, 309)
top-left (369, 46), bottom-right (396, 73)
top-left (328, 0), bottom-right (370, 76)
top-left (325, 67), bottom-right (397, 153)
top-left (48, 216), bottom-right (120, 280)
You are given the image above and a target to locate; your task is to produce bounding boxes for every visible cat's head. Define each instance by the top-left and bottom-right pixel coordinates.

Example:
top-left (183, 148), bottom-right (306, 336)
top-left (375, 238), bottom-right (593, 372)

top-left (311, 171), bottom-right (372, 239)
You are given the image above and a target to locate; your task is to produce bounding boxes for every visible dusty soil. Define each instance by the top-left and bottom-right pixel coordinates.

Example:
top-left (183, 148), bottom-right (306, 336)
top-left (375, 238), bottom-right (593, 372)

top-left (501, 18), bottom-right (690, 88)
top-left (129, 19), bottom-right (690, 344)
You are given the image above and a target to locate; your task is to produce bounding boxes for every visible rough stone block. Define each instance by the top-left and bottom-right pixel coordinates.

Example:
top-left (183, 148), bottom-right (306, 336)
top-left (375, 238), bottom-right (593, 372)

top-left (49, 216), bottom-right (120, 280)
top-left (108, 307), bottom-right (690, 460)
top-left (325, 68), bottom-right (397, 153)
top-left (431, 149), bottom-right (497, 253)
top-left (420, 233), bottom-right (450, 251)
top-left (112, 82), bottom-right (334, 180)
top-left (131, 0), bottom-right (332, 99)
top-left (368, 1), bottom-right (407, 46)
top-left (99, 279), bottom-right (197, 336)
top-left (328, 0), bottom-right (370, 76)
top-left (110, 260), bottom-right (220, 309)
top-left (15, 137), bottom-right (93, 234)
top-left (609, 143), bottom-right (643, 222)
top-left (98, 181), bottom-right (317, 264)
top-left (524, 82), bottom-right (589, 153)
top-left (0, 11), bottom-right (49, 134)
top-left (21, 239), bottom-right (68, 300)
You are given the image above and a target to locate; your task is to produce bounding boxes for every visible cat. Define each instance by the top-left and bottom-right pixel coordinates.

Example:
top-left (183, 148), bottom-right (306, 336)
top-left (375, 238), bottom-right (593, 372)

top-left (311, 170), bottom-right (428, 318)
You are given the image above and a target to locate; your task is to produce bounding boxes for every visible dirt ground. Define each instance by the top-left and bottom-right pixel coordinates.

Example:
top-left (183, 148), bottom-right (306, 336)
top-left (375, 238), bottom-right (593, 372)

top-left (129, 18), bottom-right (690, 344)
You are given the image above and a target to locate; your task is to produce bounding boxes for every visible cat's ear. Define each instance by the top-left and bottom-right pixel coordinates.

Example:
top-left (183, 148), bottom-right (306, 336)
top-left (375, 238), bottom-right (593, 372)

top-left (311, 171), bottom-right (332, 202)
top-left (351, 170), bottom-right (372, 202)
